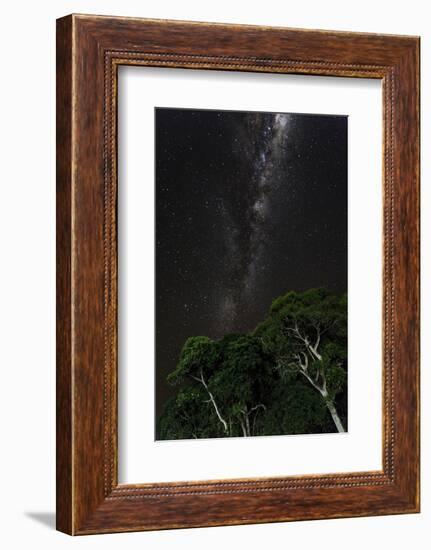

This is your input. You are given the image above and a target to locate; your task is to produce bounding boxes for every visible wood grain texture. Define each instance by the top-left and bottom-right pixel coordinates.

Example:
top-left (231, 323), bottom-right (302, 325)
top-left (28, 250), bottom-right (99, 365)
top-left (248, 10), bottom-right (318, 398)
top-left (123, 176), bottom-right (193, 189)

top-left (56, 15), bottom-right (73, 535)
top-left (56, 14), bottom-right (420, 535)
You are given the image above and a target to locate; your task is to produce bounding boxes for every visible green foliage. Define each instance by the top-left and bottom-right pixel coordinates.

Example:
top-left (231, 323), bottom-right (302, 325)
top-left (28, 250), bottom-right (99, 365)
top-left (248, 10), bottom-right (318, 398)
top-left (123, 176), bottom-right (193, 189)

top-left (259, 289), bottom-right (347, 392)
top-left (167, 336), bottom-right (220, 385)
top-left (158, 387), bottom-right (226, 440)
top-left (259, 382), bottom-right (331, 435)
top-left (158, 288), bottom-right (347, 440)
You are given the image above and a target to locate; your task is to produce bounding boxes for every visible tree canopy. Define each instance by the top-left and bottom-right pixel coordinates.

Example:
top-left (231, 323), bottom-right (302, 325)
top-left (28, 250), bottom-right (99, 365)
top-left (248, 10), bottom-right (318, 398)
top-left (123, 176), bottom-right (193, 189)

top-left (158, 288), bottom-right (347, 440)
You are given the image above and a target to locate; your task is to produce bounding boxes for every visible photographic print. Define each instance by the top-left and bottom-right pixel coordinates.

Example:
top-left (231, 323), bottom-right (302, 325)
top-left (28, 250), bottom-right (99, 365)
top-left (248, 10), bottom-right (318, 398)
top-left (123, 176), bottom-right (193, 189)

top-left (155, 107), bottom-right (347, 440)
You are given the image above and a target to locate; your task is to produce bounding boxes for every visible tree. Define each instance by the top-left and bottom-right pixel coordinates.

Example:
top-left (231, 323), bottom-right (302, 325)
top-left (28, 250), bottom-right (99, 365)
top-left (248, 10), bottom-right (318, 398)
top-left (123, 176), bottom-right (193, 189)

top-left (165, 334), bottom-right (273, 437)
top-left (260, 380), bottom-right (330, 435)
top-left (256, 289), bottom-right (347, 432)
top-left (211, 335), bottom-right (273, 437)
top-left (158, 288), bottom-right (348, 439)
top-left (158, 387), bottom-right (224, 440)
top-left (167, 336), bottom-right (228, 433)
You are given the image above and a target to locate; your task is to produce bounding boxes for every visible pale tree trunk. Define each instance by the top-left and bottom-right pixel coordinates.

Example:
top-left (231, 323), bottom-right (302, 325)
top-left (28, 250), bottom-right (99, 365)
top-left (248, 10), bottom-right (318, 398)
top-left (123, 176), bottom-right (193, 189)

top-left (325, 399), bottom-right (345, 433)
top-left (190, 370), bottom-right (228, 434)
top-left (300, 370), bottom-right (346, 433)
top-left (206, 388), bottom-right (228, 433)
top-left (239, 418), bottom-right (248, 437)
top-left (282, 321), bottom-right (346, 434)
top-left (238, 404), bottom-right (266, 437)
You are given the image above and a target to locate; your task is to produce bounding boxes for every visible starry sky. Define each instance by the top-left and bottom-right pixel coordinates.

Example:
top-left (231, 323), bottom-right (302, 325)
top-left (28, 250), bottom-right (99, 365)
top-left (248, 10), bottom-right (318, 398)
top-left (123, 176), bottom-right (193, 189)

top-left (155, 107), bottom-right (347, 419)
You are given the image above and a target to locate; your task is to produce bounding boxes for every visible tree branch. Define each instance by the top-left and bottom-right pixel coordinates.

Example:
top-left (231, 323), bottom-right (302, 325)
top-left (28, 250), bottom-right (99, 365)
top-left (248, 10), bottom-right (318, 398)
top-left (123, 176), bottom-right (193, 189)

top-left (299, 368), bottom-right (323, 394)
top-left (189, 369), bottom-right (228, 433)
top-left (313, 323), bottom-right (321, 353)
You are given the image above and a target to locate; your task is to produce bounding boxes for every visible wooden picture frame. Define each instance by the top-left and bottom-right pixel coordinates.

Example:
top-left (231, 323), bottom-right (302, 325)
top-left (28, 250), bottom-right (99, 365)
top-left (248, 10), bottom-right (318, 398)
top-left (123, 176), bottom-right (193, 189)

top-left (56, 14), bottom-right (420, 535)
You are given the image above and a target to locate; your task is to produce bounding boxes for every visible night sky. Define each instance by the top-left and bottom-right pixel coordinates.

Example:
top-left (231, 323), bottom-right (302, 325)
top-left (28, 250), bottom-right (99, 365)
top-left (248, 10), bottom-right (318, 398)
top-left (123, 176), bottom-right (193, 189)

top-left (155, 108), bottom-right (347, 419)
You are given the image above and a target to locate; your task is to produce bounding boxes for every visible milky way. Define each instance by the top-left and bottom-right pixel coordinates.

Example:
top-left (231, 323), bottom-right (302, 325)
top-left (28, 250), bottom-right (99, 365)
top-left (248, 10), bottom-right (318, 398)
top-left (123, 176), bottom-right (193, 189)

top-left (155, 108), bottom-right (347, 417)
top-left (219, 112), bottom-right (292, 331)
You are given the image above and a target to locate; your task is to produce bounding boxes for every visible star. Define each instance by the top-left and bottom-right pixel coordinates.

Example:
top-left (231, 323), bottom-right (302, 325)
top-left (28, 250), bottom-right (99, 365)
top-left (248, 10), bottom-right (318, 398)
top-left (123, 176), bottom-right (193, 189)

top-left (154, 106), bottom-right (347, 419)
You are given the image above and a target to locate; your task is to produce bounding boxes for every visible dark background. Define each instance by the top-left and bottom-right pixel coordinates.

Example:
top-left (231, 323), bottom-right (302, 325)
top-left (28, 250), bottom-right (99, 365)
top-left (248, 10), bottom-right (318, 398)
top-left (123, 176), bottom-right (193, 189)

top-left (155, 108), bottom-right (347, 420)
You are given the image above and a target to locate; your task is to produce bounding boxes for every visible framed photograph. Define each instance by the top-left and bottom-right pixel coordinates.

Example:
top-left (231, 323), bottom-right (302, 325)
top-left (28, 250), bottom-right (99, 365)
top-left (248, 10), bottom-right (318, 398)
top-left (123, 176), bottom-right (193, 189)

top-left (56, 14), bottom-right (420, 534)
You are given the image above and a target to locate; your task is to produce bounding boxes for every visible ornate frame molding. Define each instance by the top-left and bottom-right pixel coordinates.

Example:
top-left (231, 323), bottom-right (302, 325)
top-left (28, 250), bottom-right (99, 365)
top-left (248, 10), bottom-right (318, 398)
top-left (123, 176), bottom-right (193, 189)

top-left (57, 15), bottom-right (419, 534)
